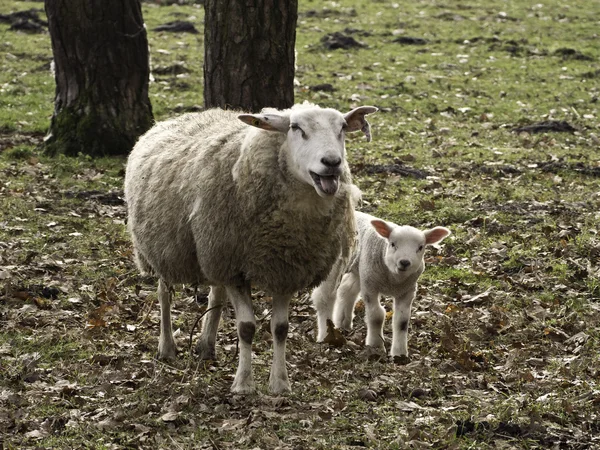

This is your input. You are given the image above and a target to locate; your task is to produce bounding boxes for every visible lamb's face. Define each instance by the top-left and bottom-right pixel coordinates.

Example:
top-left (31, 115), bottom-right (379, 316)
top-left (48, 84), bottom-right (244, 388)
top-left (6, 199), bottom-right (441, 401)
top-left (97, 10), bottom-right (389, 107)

top-left (383, 226), bottom-right (426, 275)
top-left (287, 108), bottom-right (348, 198)
top-left (371, 220), bottom-right (452, 275)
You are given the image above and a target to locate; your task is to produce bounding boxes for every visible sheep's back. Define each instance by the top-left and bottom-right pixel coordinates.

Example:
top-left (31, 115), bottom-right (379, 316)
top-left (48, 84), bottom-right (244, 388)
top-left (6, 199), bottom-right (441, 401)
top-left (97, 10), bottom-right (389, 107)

top-left (125, 110), bottom-right (246, 284)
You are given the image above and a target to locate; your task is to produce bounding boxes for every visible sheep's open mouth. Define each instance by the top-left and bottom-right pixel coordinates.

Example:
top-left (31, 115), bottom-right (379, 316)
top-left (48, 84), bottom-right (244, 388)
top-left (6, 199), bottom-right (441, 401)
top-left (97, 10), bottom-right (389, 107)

top-left (310, 171), bottom-right (339, 196)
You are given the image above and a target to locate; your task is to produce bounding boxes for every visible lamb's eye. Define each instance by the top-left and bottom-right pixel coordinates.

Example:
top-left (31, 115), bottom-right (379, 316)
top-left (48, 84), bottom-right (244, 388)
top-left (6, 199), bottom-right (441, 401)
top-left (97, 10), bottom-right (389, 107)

top-left (390, 242), bottom-right (396, 249)
top-left (417, 245), bottom-right (424, 252)
top-left (339, 123), bottom-right (348, 137)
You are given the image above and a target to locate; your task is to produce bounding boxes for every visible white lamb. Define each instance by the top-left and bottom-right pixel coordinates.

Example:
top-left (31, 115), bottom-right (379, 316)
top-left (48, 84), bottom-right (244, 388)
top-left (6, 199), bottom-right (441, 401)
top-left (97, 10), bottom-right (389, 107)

top-left (312, 211), bottom-right (450, 358)
top-left (124, 103), bottom-right (377, 394)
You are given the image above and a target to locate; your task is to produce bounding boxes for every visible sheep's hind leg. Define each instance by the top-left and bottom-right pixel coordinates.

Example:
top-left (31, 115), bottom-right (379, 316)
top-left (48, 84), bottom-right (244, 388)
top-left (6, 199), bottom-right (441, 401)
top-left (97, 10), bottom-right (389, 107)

top-left (157, 279), bottom-right (177, 360)
top-left (196, 285), bottom-right (226, 360)
top-left (227, 284), bottom-right (256, 394)
top-left (269, 294), bottom-right (292, 395)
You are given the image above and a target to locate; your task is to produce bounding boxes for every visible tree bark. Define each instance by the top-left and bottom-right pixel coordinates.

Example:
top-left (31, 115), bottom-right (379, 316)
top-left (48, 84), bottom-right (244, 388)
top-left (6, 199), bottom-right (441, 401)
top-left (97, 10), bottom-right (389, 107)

top-left (44, 0), bottom-right (153, 157)
top-left (204, 0), bottom-right (298, 113)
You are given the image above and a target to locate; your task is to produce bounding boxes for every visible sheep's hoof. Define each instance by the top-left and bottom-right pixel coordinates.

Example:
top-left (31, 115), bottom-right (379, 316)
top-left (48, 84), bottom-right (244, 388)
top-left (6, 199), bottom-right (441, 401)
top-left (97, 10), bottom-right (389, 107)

top-left (393, 354), bottom-right (411, 365)
top-left (156, 347), bottom-right (177, 361)
top-left (195, 342), bottom-right (216, 361)
top-left (269, 381), bottom-right (291, 396)
top-left (230, 379), bottom-right (256, 395)
top-left (269, 375), bottom-right (291, 395)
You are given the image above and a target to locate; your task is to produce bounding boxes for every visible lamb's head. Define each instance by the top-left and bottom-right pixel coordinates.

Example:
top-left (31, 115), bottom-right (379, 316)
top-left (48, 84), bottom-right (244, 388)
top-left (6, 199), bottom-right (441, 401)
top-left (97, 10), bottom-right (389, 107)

top-left (371, 220), bottom-right (451, 275)
top-left (238, 104), bottom-right (377, 198)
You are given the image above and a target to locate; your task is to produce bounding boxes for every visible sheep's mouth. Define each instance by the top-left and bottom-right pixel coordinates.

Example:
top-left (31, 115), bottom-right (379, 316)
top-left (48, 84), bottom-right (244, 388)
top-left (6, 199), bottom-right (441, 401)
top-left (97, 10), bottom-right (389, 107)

top-left (310, 171), bottom-right (339, 196)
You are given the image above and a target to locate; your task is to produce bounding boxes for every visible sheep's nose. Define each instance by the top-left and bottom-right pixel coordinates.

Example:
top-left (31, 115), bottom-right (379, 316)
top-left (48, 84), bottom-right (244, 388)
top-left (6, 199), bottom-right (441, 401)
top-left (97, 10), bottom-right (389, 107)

top-left (399, 259), bottom-right (411, 269)
top-left (321, 156), bottom-right (342, 168)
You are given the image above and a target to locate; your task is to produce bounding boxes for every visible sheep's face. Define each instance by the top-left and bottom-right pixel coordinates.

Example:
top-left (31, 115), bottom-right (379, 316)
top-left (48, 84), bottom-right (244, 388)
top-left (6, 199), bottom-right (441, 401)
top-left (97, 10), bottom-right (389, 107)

top-left (238, 105), bottom-right (377, 198)
top-left (371, 221), bottom-right (451, 275)
top-left (286, 108), bottom-right (349, 197)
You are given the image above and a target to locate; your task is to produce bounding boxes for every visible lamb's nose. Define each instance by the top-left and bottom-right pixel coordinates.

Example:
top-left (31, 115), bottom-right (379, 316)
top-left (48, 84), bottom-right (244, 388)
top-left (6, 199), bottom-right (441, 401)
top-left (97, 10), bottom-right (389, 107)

top-left (399, 259), bottom-right (411, 269)
top-left (321, 156), bottom-right (341, 168)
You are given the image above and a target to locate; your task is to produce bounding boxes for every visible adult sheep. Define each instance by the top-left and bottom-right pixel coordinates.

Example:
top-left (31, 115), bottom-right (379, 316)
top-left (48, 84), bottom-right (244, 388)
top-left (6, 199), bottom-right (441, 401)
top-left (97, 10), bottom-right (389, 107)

top-left (124, 103), bottom-right (377, 394)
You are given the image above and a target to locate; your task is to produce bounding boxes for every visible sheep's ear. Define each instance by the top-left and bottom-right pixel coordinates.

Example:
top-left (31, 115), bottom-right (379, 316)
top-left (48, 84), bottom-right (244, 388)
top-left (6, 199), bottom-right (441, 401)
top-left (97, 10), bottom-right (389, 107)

top-left (238, 113), bottom-right (290, 133)
top-left (424, 227), bottom-right (451, 245)
top-left (344, 106), bottom-right (378, 142)
top-left (371, 219), bottom-right (392, 239)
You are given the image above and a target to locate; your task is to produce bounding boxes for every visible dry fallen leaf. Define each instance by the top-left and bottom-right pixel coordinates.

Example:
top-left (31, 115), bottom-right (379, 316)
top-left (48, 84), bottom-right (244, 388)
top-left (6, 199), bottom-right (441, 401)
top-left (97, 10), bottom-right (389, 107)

top-left (161, 411), bottom-right (179, 422)
top-left (323, 319), bottom-right (346, 347)
top-left (358, 388), bottom-right (378, 402)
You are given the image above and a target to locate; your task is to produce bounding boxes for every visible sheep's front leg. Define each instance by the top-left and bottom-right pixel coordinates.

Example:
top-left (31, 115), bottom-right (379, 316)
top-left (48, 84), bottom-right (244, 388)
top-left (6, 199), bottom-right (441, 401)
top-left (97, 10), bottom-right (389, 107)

top-left (157, 279), bottom-right (177, 360)
top-left (269, 294), bottom-right (292, 394)
top-left (363, 289), bottom-right (386, 350)
top-left (227, 284), bottom-right (256, 394)
top-left (391, 285), bottom-right (417, 357)
top-left (333, 272), bottom-right (361, 331)
top-left (196, 285), bottom-right (226, 360)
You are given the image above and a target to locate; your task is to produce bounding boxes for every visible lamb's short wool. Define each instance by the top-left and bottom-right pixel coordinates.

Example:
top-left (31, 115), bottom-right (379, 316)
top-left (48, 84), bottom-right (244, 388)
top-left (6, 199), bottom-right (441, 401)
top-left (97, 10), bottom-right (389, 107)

top-left (312, 211), bottom-right (450, 358)
top-left (124, 103), bottom-right (377, 394)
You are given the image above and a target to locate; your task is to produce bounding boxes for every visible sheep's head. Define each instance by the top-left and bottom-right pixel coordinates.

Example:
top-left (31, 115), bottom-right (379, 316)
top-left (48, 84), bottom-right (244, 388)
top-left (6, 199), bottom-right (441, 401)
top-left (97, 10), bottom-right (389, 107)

top-left (238, 105), bottom-right (377, 198)
top-left (371, 221), bottom-right (451, 275)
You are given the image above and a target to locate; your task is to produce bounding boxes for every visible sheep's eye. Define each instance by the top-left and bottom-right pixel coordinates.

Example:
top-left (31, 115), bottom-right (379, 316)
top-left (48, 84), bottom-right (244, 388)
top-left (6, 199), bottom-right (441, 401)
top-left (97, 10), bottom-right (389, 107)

top-left (291, 123), bottom-right (307, 139)
top-left (390, 242), bottom-right (396, 249)
top-left (417, 245), bottom-right (424, 252)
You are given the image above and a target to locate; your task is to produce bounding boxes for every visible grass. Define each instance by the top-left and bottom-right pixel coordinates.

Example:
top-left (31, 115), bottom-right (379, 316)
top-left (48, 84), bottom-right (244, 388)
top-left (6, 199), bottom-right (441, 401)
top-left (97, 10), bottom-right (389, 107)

top-left (1, 0), bottom-right (600, 448)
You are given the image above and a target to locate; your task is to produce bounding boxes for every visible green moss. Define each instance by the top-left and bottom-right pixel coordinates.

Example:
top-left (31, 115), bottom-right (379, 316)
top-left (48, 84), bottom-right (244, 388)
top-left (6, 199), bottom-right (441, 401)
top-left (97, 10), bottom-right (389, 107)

top-left (43, 105), bottom-right (151, 157)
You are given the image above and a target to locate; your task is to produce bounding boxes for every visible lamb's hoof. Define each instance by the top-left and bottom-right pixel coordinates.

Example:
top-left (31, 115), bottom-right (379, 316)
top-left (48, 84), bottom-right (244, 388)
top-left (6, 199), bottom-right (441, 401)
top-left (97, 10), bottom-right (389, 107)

top-left (195, 342), bottom-right (216, 361)
top-left (393, 354), bottom-right (411, 365)
top-left (269, 377), bottom-right (291, 396)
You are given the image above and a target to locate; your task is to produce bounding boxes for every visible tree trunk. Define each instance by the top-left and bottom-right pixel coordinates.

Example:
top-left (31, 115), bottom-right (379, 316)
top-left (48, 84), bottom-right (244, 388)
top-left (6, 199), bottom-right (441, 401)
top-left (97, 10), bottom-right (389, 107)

top-left (204, 0), bottom-right (298, 113)
top-left (44, 0), bottom-right (153, 157)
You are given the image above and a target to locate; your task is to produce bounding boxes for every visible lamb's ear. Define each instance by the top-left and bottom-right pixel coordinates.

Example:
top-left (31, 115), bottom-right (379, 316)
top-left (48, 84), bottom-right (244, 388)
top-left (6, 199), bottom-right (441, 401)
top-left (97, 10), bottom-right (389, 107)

top-left (238, 113), bottom-right (290, 133)
top-left (424, 227), bottom-right (451, 245)
top-left (344, 106), bottom-right (378, 142)
top-left (371, 219), bottom-right (393, 239)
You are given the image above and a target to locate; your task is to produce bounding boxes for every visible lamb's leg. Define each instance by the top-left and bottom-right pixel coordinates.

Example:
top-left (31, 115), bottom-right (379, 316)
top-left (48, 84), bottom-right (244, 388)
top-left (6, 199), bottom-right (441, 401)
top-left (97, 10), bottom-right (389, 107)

top-left (363, 289), bottom-right (386, 350)
top-left (157, 279), bottom-right (177, 360)
top-left (312, 278), bottom-right (338, 342)
top-left (269, 293), bottom-right (292, 394)
top-left (227, 284), bottom-right (256, 394)
top-left (391, 286), bottom-right (417, 357)
top-left (333, 272), bottom-right (361, 331)
top-left (196, 285), bottom-right (226, 360)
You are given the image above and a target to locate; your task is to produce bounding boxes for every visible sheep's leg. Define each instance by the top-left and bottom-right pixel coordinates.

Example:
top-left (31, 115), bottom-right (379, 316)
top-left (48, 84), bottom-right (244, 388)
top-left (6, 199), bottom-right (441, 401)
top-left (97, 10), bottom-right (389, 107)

top-left (227, 284), bottom-right (256, 394)
top-left (333, 272), bottom-right (361, 331)
top-left (391, 286), bottom-right (417, 357)
top-left (196, 285), bottom-right (226, 360)
top-left (157, 279), bottom-right (177, 360)
top-left (269, 294), bottom-right (292, 394)
top-left (363, 289), bottom-right (386, 350)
